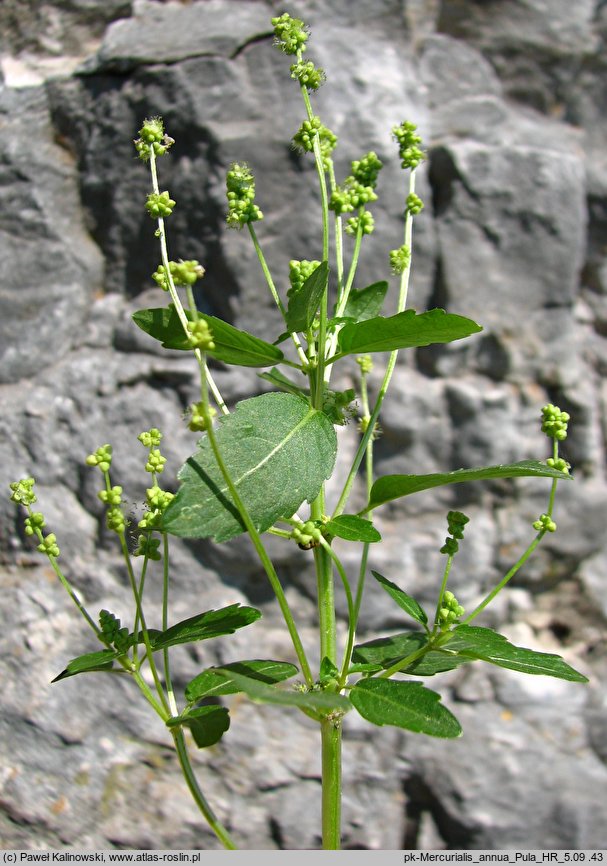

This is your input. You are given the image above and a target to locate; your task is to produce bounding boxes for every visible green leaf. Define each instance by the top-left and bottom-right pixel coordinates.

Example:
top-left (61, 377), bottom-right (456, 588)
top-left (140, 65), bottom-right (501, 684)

top-left (132, 306), bottom-right (284, 367)
top-left (368, 460), bottom-right (572, 511)
top-left (371, 571), bottom-right (428, 626)
top-left (167, 705), bottom-right (230, 749)
top-left (185, 660), bottom-right (298, 702)
top-left (335, 308), bottom-right (482, 358)
top-left (52, 649), bottom-right (118, 682)
top-left (352, 632), bottom-right (467, 676)
top-left (258, 368), bottom-right (309, 398)
top-left (444, 625), bottom-right (589, 682)
top-left (214, 669), bottom-right (351, 714)
top-left (341, 281), bottom-right (388, 322)
top-left (150, 604), bottom-right (261, 652)
top-left (350, 678), bottom-right (462, 738)
top-left (162, 393), bottom-right (337, 541)
top-left (285, 261), bottom-right (329, 333)
top-left (325, 515), bottom-right (381, 543)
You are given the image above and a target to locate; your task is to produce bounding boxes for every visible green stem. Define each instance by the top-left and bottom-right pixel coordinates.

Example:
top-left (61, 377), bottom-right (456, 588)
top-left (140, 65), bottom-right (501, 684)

top-left (161, 532), bottom-right (178, 716)
top-left (332, 170), bottom-right (418, 518)
top-left (321, 719), bottom-right (342, 849)
top-left (313, 543), bottom-right (336, 666)
top-left (433, 554), bottom-right (454, 633)
top-left (461, 531), bottom-right (546, 625)
top-left (199, 356), bottom-right (314, 686)
top-left (172, 729), bottom-right (237, 850)
top-left (247, 223), bottom-right (309, 367)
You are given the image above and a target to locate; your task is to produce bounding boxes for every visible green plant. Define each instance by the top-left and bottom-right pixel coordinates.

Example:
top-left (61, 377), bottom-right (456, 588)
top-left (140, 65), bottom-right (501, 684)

top-left (10, 12), bottom-right (585, 850)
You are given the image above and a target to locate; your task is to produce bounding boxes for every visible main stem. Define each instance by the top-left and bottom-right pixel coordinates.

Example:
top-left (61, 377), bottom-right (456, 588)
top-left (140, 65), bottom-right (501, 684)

top-left (321, 719), bottom-right (342, 849)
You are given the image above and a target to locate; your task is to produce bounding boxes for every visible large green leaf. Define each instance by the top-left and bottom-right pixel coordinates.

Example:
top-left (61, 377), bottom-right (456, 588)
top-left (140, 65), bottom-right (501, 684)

top-left (444, 625), bottom-right (588, 682)
top-left (285, 261), bottom-right (329, 333)
top-left (325, 515), bottom-right (381, 543)
top-left (162, 393), bottom-right (337, 541)
top-left (350, 678), bottom-right (462, 738)
top-left (166, 705), bottom-right (230, 749)
top-left (334, 308), bottom-right (482, 358)
top-left (214, 669), bottom-right (351, 714)
top-left (52, 649), bottom-right (118, 682)
top-left (341, 281), bottom-right (388, 322)
top-left (371, 571), bottom-right (428, 626)
top-left (185, 660), bottom-right (298, 703)
top-left (132, 305), bottom-right (284, 367)
top-left (352, 632), bottom-right (467, 676)
top-left (367, 460), bottom-right (572, 511)
top-left (150, 604), bottom-right (261, 651)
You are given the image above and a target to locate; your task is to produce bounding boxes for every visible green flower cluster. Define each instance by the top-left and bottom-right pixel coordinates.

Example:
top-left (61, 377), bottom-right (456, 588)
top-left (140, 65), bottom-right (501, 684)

top-left (146, 191), bottom-right (176, 219)
top-left (133, 117), bottom-right (174, 161)
top-left (187, 319), bottom-right (216, 351)
top-left (24, 511), bottom-right (45, 536)
top-left (389, 244), bottom-right (411, 275)
top-left (145, 449), bottom-right (167, 475)
top-left (533, 513), bottom-right (557, 533)
top-left (85, 445), bottom-right (112, 473)
top-left (437, 590), bottom-right (465, 630)
top-left (9, 477), bottom-right (37, 506)
top-left (406, 192), bottom-right (424, 215)
top-left (330, 152), bottom-right (382, 221)
top-left (291, 520), bottom-right (323, 549)
top-left (98, 485), bottom-right (123, 506)
top-left (99, 609), bottom-right (131, 653)
top-left (440, 510), bottom-right (470, 556)
top-left (272, 13), bottom-right (309, 55)
top-left (356, 354), bottom-right (373, 375)
top-left (226, 163), bottom-right (263, 228)
top-left (346, 210), bottom-right (375, 237)
top-left (289, 259), bottom-right (321, 294)
top-left (188, 402), bottom-right (217, 433)
top-left (392, 120), bottom-right (425, 170)
top-left (152, 260), bottom-right (205, 292)
top-left (546, 456), bottom-right (571, 475)
top-left (541, 404), bottom-right (570, 441)
top-left (290, 60), bottom-right (325, 91)
top-left (292, 116), bottom-right (338, 168)
top-left (138, 429), bottom-right (163, 449)
top-left (133, 533), bottom-right (162, 560)
top-left (139, 486), bottom-right (174, 531)
top-left (37, 532), bottom-right (60, 558)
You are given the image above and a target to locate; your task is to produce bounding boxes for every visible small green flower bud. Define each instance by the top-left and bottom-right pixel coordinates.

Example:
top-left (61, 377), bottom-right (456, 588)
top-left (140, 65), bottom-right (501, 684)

top-left (437, 589), bottom-right (465, 630)
top-left (37, 532), bottom-right (60, 558)
top-left (9, 477), bottom-right (37, 506)
top-left (389, 244), bottom-right (411, 275)
top-left (440, 537), bottom-right (459, 556)
top-left (272, 13), bottom-right (309, 55)
top-left (186, 319), bottom-right (216, 351)
top-left (446, 510), bottom-right (470, 539)
top-left (146, 487), bottom-right (174, 511)
top-left (85, 445), bottom-right (113, 473)
top-left (145, 191), bottom-right (176, 218)
top-left (406, 192), bottom-right (424, 215)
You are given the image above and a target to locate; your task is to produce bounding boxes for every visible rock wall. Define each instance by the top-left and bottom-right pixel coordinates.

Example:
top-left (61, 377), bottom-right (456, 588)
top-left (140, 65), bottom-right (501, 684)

top-left (1, 0), bottom-right (606, 850)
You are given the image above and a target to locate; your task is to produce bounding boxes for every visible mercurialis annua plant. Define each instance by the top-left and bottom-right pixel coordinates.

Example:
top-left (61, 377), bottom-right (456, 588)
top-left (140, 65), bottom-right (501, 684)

top-left (9, 11), bottom-right (585, 850)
